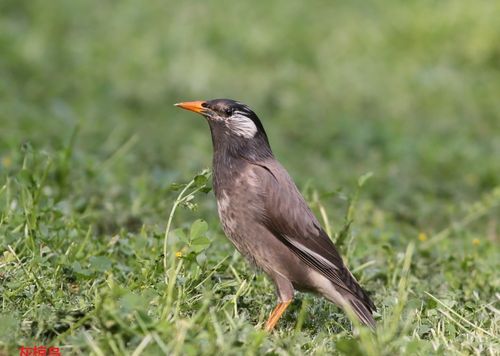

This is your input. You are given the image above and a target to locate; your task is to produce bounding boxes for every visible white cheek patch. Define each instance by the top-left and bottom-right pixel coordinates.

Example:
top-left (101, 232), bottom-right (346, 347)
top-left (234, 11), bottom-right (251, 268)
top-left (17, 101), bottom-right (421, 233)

top-left (226, 112), bottom-right (258, 138)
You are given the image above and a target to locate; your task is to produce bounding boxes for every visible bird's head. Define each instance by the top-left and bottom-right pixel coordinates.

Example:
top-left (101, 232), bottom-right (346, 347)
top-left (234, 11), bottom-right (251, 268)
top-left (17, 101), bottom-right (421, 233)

top-left (175, 98), bottom-right (272, 160)
top-left (175, 99), bottom-right (268, 139)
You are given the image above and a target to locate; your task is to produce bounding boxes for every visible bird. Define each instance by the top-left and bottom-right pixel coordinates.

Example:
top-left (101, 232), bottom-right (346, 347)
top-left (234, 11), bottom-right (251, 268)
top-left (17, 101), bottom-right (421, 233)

top-left (175, 99), bottom-right (376, 331)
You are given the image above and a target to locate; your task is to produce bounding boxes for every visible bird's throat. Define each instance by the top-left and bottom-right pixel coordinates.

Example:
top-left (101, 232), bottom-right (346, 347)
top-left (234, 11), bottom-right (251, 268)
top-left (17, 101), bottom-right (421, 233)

top-left (209, 123), bottom-right (273, 162)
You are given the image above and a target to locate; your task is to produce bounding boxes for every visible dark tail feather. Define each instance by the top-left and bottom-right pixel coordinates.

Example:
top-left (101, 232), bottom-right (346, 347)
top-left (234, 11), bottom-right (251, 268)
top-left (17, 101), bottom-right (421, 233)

top-left (339, 267), bottom-right (376, 328)
top-left (346, 297), bottom-right (376, 328)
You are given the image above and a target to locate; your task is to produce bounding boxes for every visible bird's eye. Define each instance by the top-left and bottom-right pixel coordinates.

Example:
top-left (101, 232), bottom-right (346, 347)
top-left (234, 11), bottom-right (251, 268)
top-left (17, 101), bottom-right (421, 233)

top-left (224, 108), bottom-right (233, 116)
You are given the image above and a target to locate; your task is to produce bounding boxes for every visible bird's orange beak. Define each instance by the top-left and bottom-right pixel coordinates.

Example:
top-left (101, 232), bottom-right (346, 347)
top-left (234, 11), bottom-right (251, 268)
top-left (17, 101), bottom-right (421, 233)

top-left (174, 101), bottom-right (206, 114)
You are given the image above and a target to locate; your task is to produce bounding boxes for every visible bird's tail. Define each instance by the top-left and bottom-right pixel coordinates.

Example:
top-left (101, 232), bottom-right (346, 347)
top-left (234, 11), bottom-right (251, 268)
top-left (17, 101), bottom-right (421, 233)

top-left (344, 295), bottom-right (376, 328)
top-left (339, 268), bottom-right (376, 328)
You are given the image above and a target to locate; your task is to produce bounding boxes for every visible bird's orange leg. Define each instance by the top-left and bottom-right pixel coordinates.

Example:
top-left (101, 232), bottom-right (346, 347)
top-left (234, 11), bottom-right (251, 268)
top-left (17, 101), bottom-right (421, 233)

top-left (265, 300), bottom-right (292, 331)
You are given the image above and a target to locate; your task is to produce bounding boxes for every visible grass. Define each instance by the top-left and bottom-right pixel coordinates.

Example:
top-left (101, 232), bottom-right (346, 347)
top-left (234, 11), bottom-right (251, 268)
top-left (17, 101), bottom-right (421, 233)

top-left (1, 0), bottom-right (499, 354)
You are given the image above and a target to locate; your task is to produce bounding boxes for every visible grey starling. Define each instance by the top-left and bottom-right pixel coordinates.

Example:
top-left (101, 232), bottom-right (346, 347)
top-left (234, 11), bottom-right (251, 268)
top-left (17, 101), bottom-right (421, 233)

top-left (175, 99), bottom-right (376, 331)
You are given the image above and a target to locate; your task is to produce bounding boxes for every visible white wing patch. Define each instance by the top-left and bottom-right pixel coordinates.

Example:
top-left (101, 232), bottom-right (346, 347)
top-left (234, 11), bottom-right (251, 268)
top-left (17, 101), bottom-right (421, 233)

top-left (226, 111), bottom-right (258, 138)
top-left (286, 237), bottom-right (339, 270)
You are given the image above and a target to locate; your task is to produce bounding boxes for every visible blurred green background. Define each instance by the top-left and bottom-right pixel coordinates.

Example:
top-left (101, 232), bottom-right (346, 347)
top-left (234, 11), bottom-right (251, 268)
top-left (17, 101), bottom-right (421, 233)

top-left (2, 0), bottom-right (499, 216)
top-left (1, 0), bottom-right (499, 353)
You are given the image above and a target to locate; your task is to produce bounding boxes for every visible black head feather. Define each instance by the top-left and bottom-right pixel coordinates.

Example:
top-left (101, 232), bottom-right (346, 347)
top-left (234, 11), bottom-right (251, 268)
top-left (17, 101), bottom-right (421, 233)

top-left (203, 99), bottom-right (273, 161)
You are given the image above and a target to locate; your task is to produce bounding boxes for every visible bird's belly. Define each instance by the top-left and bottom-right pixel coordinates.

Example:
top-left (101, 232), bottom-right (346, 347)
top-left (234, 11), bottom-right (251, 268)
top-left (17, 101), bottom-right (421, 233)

top-left (216, 189), bottom-right (259, 253)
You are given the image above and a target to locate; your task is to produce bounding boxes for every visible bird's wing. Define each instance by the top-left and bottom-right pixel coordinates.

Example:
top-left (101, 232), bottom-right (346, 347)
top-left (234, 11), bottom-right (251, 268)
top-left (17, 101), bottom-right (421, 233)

top-left (251, 160), bottom-right (375, 312)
